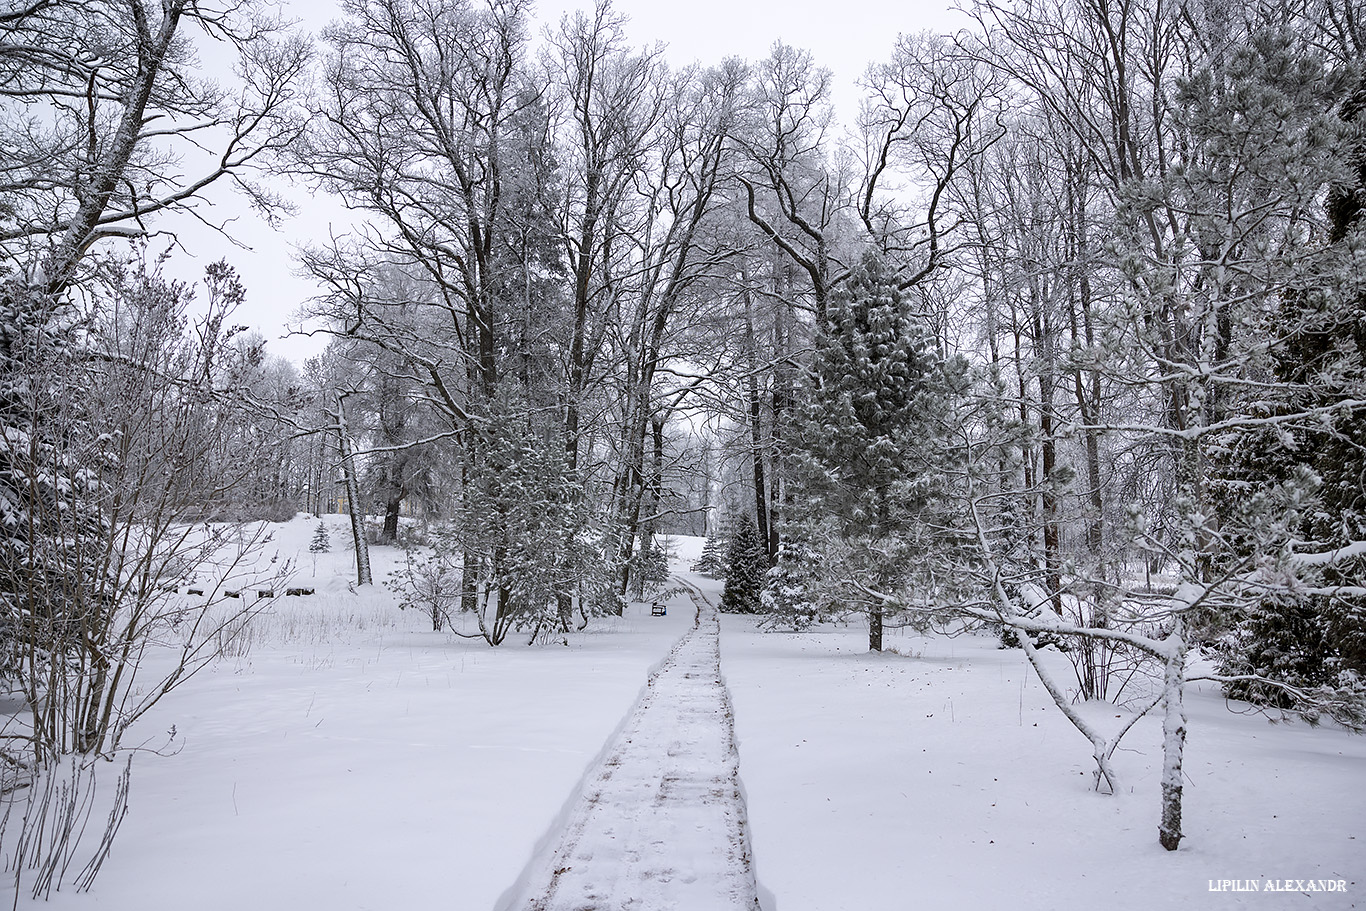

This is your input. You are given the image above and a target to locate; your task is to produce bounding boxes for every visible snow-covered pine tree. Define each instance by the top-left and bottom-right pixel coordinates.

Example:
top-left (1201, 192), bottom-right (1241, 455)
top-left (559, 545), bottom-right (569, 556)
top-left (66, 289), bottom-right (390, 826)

top-left (720, 515), bottom-right (768, 613)
top-left (1109, 20), bottom-right (1366, 847)
top-left (311, 521), bottom-right (331, 554)
top-left (309, 521), bottom-right (331, 576)
top-left (691, 530), bottom-right (728, 577)
top-left (777, 251), bottom-right (965, 649)
top-left (1196, 32), bottom-right (1366, 723)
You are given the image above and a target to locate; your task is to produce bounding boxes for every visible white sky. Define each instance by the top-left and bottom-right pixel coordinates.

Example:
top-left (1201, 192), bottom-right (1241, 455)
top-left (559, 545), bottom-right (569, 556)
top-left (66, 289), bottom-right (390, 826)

top-left (169, 0), bottom-right (970, 365)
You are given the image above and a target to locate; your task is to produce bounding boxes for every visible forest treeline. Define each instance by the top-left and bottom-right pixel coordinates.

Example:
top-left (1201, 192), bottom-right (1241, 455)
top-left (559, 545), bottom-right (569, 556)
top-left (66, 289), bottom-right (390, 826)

top-left (1, 0), bottom-right (1363, 861)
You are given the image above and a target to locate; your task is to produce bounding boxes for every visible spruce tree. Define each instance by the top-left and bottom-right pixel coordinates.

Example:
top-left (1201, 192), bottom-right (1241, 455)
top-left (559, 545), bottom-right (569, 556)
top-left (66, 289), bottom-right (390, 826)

top-left (311, 522), bottom-right (332, 554)
top-left (720, 515), bottom-right (768, 614)
top-left (309, 522), bottom-right (331, 576)
top-left (761, 538), bottom-right (829, 630)
top-left (691, 529), bottom-right (728, 577)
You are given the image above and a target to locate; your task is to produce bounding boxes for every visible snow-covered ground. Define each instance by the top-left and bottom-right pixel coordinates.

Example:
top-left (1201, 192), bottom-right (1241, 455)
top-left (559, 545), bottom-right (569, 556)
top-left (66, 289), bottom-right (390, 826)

top-left (501, 588), bottom-right (761, 910)
top-left (722, 609), bottom-right (1366, 910)
top-left (17, 515), bottom-right (694, 910)
top-left (9, 521), bottom-right (1363, 909)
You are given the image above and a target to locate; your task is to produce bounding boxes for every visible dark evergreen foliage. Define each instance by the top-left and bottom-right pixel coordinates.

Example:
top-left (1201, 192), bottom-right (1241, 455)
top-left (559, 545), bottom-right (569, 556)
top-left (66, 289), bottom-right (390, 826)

top-left (1206, 46), bottom-right (1366, 708)
top-left (720, 515), bottom-right (768, 614)
top-left (691, 531), bottom-right (728, 577)
top-left (766, 252), bottom-right (966, 643)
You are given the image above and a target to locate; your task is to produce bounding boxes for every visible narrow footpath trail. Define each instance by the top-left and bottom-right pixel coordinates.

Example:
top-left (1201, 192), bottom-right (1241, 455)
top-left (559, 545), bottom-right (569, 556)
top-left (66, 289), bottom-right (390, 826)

top-left (508, 583), bottom-right (762, 911)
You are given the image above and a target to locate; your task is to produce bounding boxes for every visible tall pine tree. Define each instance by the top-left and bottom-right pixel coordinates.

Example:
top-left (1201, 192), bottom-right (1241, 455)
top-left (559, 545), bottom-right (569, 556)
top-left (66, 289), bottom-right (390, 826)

top-left (1202, 29), bottom-right (1366, 710)
top-left (776, 253), bottom-right (965, 649)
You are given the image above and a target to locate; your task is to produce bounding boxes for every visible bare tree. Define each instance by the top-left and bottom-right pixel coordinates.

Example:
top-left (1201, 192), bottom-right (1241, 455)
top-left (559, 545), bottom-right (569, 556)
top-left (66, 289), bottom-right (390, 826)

top-left (1, 259), bottom-right (284, 774)
top-left (0, 0), bottom-right (308, 296)
top-left (734, 43), bottom-right (853, 326)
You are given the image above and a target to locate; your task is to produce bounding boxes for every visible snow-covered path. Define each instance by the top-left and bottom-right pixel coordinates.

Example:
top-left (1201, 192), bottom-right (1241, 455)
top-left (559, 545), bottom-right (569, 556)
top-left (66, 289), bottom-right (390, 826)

top-left (506, 584), bottom-right (762, 911)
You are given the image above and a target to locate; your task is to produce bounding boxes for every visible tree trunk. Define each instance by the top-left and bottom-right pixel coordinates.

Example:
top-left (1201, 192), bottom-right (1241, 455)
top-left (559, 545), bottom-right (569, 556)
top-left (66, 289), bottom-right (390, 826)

top-left (768, 295), bottom-right (792, 560)
top-left (869, 605), bottom-right (883, 652)
top-left (1065, 154), bottom-right (1106, 570)
top-left (335, 395), bottom-right (372, 587)
top-left (382, 495), bottom-right (401, 543)
top-left (1040, 400), bottom-right (1062, 614)
top-left (747, 388), bottom-right (769, 562)
top-left (1158, 625), bottom-right (1188, 851)
top-left (742, 280), bottom-right (771, 562)
top-left (1030, 288), bottom-right (1062, 614)
top-left (44, 4), bottom-right (187, 297)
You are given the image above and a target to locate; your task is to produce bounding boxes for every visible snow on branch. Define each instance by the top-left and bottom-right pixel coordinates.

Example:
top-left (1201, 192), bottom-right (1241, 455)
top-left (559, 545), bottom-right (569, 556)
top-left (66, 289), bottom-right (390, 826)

top-left (1292, 540), bottom-right (1366, 568)
top-left (1189, 673), bottom-right (1366, 732)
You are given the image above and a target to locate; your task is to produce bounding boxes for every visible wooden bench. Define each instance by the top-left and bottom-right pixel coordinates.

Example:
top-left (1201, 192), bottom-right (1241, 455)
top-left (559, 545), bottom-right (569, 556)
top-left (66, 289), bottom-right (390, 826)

top-left (650, 604), bottom-right (666, 617)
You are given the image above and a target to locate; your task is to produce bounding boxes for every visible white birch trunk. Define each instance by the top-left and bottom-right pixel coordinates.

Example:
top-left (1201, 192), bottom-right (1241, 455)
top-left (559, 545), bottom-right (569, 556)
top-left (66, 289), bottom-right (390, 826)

top-left (1158, 618), bottom-right (1188, 851)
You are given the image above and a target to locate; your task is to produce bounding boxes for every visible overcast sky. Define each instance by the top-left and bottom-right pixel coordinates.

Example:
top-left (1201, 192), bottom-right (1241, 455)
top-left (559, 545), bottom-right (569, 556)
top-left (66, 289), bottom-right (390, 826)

top-left (173, 0), bottom-right (969, 365)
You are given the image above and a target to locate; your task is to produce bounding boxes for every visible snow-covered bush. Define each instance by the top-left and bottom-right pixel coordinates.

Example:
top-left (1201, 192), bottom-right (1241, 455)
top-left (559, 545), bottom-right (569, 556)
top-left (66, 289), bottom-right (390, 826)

top-left (386, 531), bottom-right (462, 632)
top-left (1, 261), bottom-right (284, 765)
top-left (0, 260), bottom-right (287, 895)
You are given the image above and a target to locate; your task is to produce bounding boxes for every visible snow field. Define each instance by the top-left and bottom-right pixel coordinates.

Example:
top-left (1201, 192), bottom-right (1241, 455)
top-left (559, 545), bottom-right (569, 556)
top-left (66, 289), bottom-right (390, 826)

top-left (11, 524), bottom-right (1363, 910)
top-left (722, 612), bottom-right (1366, 910)
top-left (24, 516), bottom-right (694, 910)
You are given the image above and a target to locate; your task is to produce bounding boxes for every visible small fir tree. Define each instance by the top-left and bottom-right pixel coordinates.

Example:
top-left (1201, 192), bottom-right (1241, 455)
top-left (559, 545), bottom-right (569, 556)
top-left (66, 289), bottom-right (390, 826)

top-left (691, 531), bottom-right (728, 577)
top-left (627, 535), bottom-right (671, 600)
top-left (309, 521), bottom-right (331, 575)
top-left (720, 515), bottom-right (768, 614)
top-left (760, 538), bottom-right (828, 630)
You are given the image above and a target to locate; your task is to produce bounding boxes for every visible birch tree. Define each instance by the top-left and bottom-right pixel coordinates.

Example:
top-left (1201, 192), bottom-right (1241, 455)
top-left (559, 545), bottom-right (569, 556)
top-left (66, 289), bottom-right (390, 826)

top-left (950, 0), bottom-right (1366, 850)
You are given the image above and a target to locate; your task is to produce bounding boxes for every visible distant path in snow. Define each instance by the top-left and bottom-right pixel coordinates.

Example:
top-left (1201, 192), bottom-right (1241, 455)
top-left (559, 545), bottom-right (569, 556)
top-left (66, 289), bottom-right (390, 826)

top-left (509, 582), bottom-right (762, 911)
